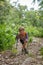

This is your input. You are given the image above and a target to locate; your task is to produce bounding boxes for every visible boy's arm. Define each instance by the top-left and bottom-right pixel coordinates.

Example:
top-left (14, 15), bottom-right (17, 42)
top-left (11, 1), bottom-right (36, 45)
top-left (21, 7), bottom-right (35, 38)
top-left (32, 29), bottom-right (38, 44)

top-left (25, 33), bottom-right (28, 42)
top-left (16, 34), bottom-right (19, 42)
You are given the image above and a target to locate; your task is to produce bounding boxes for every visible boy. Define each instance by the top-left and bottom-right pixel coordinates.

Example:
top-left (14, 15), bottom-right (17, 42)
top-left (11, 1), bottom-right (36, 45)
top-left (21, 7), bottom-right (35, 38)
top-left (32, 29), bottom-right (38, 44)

top-left (16, 27), bottom-right (28, 54)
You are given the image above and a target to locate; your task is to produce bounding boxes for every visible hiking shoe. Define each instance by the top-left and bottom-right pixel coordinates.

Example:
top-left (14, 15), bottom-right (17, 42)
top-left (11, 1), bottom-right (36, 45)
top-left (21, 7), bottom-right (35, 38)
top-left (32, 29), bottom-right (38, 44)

top-left (22, 49), bottom-right (24, 52)
top-left (24, 48), bottom-right (28, 54)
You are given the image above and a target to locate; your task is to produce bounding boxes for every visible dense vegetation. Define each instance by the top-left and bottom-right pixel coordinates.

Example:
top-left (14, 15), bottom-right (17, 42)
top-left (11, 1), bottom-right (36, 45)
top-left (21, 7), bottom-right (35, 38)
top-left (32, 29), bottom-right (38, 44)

top-left (0, 0), bottom-right (43, 51)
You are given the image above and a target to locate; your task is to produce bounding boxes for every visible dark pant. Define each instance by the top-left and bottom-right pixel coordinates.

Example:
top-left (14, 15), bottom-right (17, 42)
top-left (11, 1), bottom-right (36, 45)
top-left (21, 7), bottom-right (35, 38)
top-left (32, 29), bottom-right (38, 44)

top-left (20, 39), bottom-right (24, 45)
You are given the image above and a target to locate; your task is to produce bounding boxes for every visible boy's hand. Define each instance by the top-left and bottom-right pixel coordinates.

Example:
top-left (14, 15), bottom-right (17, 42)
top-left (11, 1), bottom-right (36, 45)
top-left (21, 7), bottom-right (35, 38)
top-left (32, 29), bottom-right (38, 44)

top-left (17, 39), bottom-right (20, 43)
top-left (24, 39), bottom-right (28, 43)
top-left (26, 39), bottom-right (28, 42)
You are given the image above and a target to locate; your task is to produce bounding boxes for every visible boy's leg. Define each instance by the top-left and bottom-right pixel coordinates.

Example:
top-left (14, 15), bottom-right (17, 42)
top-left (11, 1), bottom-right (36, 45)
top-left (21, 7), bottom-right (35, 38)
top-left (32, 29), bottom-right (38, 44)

top-left (20, 39), bottom-right (24, 52)
top-left (22, 43), bottom-right (28, 54)
top-left (20, 39), bottom-right (28, 54)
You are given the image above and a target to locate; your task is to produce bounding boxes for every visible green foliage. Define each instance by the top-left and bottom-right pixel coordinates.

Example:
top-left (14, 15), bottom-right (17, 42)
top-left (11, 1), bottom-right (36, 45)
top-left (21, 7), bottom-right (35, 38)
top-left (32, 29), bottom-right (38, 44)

top-left (12, 48), bottom-right (18, 54)
top-left (0, 24), bottom-right (16, 51)
top-left (39, 47), bottom-right (43, 56)
top-left (29, 36), bottom-right (33, 43)
top-left (25, 26), bottom-right (43, 37)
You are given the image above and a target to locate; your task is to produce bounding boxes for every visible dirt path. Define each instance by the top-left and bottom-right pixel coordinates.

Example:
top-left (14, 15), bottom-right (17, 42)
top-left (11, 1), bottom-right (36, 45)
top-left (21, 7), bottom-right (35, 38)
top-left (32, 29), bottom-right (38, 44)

top-left (0, 38), bottom-right (43, 65)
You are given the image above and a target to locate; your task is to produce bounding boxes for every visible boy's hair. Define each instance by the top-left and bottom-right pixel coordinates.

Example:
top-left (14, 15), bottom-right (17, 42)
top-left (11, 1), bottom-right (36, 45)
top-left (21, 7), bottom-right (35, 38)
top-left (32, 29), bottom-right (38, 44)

top-left (19, 27), bottom-right (24, 31)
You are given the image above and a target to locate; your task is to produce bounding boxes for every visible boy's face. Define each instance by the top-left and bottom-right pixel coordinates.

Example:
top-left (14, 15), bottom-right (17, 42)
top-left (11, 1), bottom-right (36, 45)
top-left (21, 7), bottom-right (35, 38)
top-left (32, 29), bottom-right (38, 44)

top-left (19, 30), bottom-right (24, 34)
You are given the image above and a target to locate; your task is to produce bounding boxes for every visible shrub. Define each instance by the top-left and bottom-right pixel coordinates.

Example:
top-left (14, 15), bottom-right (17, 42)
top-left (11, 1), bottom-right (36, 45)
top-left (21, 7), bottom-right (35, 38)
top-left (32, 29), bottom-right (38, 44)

top-left (29, 36), bottom-right (33, 43)
top-left (39, 47), bottom-right (43, 56)
top-left (0, 28), bottom-right (16, 51)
